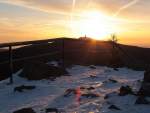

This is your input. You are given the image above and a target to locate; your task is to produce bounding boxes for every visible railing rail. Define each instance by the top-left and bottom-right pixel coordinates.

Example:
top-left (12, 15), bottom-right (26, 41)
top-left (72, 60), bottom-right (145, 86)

top-left (0, 38), bottom-right (64, 84)
top-left (0, 38), bottom-right (59, 48)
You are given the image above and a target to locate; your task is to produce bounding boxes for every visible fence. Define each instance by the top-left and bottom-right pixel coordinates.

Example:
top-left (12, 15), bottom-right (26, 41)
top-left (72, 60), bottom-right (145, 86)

top-left (0, 38), bottom-right (65, 84)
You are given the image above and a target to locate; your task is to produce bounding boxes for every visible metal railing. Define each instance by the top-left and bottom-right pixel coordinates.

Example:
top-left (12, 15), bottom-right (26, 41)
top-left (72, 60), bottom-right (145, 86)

top-left (0, 38), bottom-right (64, 84)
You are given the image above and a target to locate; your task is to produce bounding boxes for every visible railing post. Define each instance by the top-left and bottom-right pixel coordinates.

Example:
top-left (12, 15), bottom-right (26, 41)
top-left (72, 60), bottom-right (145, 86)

top-left (62, 38), bottom-right (65, 69)
top-left (9, 45), bottom-right (13, 84)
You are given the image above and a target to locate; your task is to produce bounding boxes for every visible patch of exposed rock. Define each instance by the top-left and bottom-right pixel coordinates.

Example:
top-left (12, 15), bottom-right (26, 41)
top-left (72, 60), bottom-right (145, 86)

top-left (13, 108), bottom-right (36, 113)
top-left (138, 67), bottom-right (150, 96)
top-left (20, 61), bottom-right (68, 80)
top-left (119, 85), bottom-right (134, 96)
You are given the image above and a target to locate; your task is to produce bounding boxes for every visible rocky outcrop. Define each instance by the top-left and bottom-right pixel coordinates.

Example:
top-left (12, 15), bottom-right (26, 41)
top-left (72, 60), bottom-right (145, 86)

top-left (20, 61), bottom-right (68, 80)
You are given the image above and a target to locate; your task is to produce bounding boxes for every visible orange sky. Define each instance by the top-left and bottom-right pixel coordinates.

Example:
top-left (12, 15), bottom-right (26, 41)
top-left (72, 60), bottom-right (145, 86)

top-left (0, 0), bottom-right (150, 47)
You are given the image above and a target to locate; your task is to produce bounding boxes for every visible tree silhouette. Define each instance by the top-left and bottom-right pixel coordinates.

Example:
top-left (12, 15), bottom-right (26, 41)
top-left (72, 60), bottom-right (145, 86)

top-left (111, 34), bottom-right (118, 44)
top-left (109, 34), bottom-right (123, 69)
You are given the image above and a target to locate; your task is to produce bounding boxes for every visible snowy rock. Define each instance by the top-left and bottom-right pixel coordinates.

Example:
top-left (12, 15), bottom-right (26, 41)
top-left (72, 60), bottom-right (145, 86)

top-left (138, 68), bottom-right (150, 96)
top-left (113, 68), bottom-right (119, 71)
top-left (108, 105), bottom-right (121, 110)
top-left (87, 86), bottom-right (95, 90)
top-left (20, 61), bottom-right (68, 80)
top-left (13, 108), bottom-right (36, 113)
top-left (45, 108), bottom-right (59, 113)
top-left (144, 68), bottom-right (150, 82)
top-left (14, 85), bottom-right (36, 92)
top-left (135, 96), bottom-right (150, 105)
top-left (89, 65), bottom-right (96, 69)
top-left (64, 88), bottom-right (77, 97)
top-left (138, 83), bottom-right (150, 96)
top-left (119, 85), bottom-right (134, 96)
top-left (104, 92), bottom-right (117, 99)
top-left (108, 78), bottom-right (118, 83)
top-left (81, 93), bottom-right (100, 98)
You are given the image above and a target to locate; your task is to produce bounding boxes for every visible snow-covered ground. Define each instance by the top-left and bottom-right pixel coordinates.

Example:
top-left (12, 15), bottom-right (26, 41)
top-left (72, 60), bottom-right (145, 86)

top-left (0, 65), bottom-right (149, 113)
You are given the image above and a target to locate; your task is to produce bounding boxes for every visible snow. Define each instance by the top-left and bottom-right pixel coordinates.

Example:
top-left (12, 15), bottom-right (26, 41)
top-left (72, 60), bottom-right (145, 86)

top-left (0, 64), bottom-right (149, 113)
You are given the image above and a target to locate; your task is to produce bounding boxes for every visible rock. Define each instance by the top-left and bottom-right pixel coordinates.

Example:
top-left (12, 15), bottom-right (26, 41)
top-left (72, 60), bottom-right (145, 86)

top-left (119, 85), bottom-right (133, 96)
top-left (137, 79), bottom-right (142, 83)
top-left (80, 86), bottom-right (95, 90)
top-left (138, 83), bottom-right (150, 96)
top-left (64, 88), bottom-right (76, 97)
top-left (138, 68), bottom-right (150, 96)
top-left (87, 86), bottom-right (95, 90)
top-left (89, 65), bottom-right (96, 69)
top-left (104, 94), bottom-right (109, 99)
top-left (14, 85), bottom-right (36, 92)
top-left (135, 96), bottom-right (150, 104)
top-left (13, 108), bottom-right (36, 113)
top-left (89, 75), bottom-right (97, 78)
top-left (20, 61), bottom-right (68, 80)
top-left (108, 105), bottom-right (121, 110)
top-left (109, 78), bottom-right (118, 83)
top-left (46, 108), bottom-right (59, 113)
top-left (144, 68), bottom-right (150, 83)
top-left (113, 68), bottom-right (119, 71)
top-left (81, 93), bottom-right (100, 98)
top-left (104, 92), bottom-right (117, 99)
top-left (80, 87), bottom-right (86, 90)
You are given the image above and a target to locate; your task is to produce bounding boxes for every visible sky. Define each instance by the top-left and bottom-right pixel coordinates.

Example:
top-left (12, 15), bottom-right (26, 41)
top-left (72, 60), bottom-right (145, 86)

top-left (0, 0), bottom-right (150, 47)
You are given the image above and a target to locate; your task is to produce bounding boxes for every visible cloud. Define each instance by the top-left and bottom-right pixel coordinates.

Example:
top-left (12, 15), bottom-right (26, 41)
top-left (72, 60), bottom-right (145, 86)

top-left (0, 0), bottom-right (72, 15)
top-left (114, 0), bottom-right (140, 16)
top-left (1, 0), bottom-right (150, 21)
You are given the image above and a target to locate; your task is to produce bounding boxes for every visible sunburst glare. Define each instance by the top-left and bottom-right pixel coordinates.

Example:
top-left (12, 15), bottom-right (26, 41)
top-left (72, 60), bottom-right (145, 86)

top-left (70, 10), bottom-right (119, 40)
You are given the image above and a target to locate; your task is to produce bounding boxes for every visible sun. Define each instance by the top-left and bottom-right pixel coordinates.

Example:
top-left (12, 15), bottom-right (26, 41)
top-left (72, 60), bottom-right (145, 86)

top-left (70, 11), bottom-right (118, 40)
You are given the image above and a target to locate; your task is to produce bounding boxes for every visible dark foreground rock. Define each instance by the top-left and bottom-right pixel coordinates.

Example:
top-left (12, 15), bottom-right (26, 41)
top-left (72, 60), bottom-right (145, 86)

top-left (89, 65), bottom-right (96, 69)
top-left (119, 85), bottom-right (133, 96)
top-left (14, 85), bottom-right (36, 92)
top-left (143, 68), bottom-right (150, 82)
top-left (138, 67), bottom-right (150, 96)
top-left (109, 78), bottom-right (118, 83)
top-left (46, 108), bottom-right (59, 113)
top-left (13, 108), bottom-right (36, 113)
top-left (64, 88), bottom-right (76, 97)
top-left (81, 93), bottom-right (100, 98)
top-left (64, 88), bottom-right (99, 99)
top-left (138, 83), bottom-right (150, 96)
top-left (108, 105), bottom-right (121, 110)
top-left (135, 96), bottom-right (150, 105)
top-left (104, 92), bottom-right (117, 99)
top-left (20, 61), bottom-right (68, 80)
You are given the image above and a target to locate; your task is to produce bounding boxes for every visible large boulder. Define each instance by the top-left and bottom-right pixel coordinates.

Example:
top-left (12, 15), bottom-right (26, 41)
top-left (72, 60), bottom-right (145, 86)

top-left (20, 61), bottom-right (68, 80)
